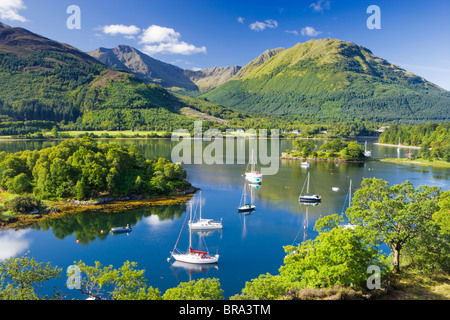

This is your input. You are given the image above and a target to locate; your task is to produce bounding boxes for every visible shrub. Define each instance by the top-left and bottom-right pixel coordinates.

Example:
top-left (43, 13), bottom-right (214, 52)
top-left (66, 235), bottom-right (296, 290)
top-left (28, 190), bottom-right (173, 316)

top-left (5, 195), bottom-right (41, 213)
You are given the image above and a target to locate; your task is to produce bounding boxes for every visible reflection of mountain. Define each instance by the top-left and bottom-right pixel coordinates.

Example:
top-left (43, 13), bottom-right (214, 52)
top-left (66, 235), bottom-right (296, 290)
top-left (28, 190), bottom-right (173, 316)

top-left (34, 204), bottom-right (186, 245)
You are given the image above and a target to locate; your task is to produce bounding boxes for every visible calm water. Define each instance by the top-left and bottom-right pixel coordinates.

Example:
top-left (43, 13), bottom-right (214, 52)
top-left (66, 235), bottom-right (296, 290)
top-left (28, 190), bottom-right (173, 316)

top-left (0, 138), bottom-right (448, 299)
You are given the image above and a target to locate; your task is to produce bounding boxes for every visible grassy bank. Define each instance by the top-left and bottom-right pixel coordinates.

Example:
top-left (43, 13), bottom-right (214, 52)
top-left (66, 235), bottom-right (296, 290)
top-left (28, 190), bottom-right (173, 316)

top-left (380, 158), bottom-right (450, 168)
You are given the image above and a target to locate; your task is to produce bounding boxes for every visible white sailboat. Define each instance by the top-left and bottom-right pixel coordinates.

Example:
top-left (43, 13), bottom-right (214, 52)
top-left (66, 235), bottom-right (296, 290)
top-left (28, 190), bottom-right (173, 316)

top-left (341, 180), bottom-right (356, 230)
top-left (245, 149), bottom-right (263, 184)
top-left (170, 202), bottom-right (219, 264)
top-left (189, 191), bottom-right (223, 230)
top-left (238, 182), bottom-right (256, 213)
top-left (298, 172), bottom-right (321, 203)
top-left (364, 141), bottom-right (372, 157)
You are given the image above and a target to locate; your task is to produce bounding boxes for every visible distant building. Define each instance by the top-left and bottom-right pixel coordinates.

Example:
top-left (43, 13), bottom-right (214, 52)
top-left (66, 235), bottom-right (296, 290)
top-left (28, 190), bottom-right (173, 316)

top-left (376, 126), bottom-right (389, 133)
top-left (236, 129), bottom-right (245, 133)
top-left (292, 130), bottom-right (302, 134)
top-left (319, 130), bottom-right (328, 134)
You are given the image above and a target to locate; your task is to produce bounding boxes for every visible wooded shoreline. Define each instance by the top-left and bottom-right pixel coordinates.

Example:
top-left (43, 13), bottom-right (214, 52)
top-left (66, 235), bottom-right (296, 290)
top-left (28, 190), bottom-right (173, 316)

top-left (0, 188), bottom-right (197, 231)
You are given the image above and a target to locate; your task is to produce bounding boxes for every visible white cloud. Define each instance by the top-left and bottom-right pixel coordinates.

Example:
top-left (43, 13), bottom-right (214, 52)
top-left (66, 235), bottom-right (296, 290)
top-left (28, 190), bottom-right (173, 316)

top-left (0, 0), bottom-right (27, 22)
top-left (310, 0), bottom-right (331, 12)
top-left (142, 41), bottom-right (206, 56)
top-left (140, 25), bottom-right (180, 43)
top-left (301, 26), bottom-right (322, 37)
top-left (237, 17), bottom-right (244, 24)
top-left (139, 25), bottom-right (206, 55)
top-left (102, 24), bottom-right (141, 36)
top-left (285, 30), bottom-right (299, 36)
top-left (249, 19), bottom-right (278, 31)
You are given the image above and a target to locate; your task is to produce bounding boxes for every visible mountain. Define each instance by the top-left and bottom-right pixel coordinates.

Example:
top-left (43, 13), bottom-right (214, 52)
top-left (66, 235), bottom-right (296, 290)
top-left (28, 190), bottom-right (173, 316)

top-left (87, 45), bottom-right (241, 94)
top-left (88, 45), bottom-right (198, 91)
top-left (0, 23), bottom-right (230, 131)
top-left (202, 38), bottom-right (450, 123)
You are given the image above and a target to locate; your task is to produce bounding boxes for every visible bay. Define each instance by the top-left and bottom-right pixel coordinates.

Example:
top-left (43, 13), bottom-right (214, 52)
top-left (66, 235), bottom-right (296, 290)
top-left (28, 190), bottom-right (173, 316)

top-left (0, 138), bottom-right (448, 299)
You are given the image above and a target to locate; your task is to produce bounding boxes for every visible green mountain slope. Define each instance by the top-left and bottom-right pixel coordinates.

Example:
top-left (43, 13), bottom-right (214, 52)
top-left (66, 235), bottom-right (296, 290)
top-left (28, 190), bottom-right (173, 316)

top-left (0, 23), bottom-right (226, 131)
top-left (202, 38), bottom-right (450, 123)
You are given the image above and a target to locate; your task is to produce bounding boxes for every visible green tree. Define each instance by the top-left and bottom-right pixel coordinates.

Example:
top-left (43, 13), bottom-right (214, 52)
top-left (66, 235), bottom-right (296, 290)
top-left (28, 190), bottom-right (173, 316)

top-left (10, 172), bottom-right (32, 194)
top-left (347, 178), bottom-right (442, 273)
top-left (162, 278), bottom-right (223, 300)
top-left (73, 260), bottom-right (161, 300)
top-left (0, 253), bottom-right (62, 300)
top-left (281, 222), bottom-right (381, 289)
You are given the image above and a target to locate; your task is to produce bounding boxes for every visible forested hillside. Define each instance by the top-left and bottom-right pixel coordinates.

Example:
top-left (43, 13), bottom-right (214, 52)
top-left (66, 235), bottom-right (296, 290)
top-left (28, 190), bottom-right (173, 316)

top-left (379, 122), bottom-right (450, 161)
top-left (202, 39), bottom-right (450, 123)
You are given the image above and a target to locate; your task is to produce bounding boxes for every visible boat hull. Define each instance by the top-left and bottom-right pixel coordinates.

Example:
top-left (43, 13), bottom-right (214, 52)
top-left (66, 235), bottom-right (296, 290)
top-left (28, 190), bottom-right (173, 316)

top-left (238, 205), bottom-right (256, 212)
top-left (299, 196), bottom-right (321, 203)
top-left (245, 172), bottom-right (263, 184)
top-left (189, 223), bottom-right (223, 230)
top-left (172, 253), bottom-right (219, 264)
top-left (111, 227), bottom-right (132, 233)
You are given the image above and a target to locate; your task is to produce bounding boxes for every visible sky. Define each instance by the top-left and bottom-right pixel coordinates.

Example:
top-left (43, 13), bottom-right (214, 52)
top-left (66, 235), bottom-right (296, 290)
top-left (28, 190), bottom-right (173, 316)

top-left (1, 0), bottom-right (449, 90)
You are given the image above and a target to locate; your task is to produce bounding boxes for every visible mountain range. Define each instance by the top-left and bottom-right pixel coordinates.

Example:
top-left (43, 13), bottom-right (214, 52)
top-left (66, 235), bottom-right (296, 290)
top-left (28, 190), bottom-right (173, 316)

top-left (0, 22), bottom-right (235, 131)
top-left (203, 38), bottom-right (450, 122)
top-left (88, 39), bottom-right (450, 123)
top-left (88, 45), bottom-right (241, 94)
top-left (0, 22), bottom-right (449, 129)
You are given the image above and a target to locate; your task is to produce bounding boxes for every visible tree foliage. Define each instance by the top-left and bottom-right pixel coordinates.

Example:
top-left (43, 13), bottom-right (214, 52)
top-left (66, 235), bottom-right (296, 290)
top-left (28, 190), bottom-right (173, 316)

top-left (0, 137), bottom-right (190, 200)
top-left (347, 178), bottom-right (444, 273)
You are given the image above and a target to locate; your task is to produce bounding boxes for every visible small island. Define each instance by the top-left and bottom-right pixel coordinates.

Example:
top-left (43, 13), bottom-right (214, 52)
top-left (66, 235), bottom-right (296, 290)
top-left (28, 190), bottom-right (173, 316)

top-left (282, 138), bottom-right (367, 162)
top-left (0, 137), bottom-right (194, 229)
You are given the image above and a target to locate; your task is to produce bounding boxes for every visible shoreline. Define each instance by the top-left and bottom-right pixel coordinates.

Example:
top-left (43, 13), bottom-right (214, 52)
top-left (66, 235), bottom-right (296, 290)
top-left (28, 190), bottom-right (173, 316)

top-left (373, 142), bottom-right (421, 149)
top-left (380, 158), bottom-right (450, 168)
top-left (0, 190), bottom-right (197, 231)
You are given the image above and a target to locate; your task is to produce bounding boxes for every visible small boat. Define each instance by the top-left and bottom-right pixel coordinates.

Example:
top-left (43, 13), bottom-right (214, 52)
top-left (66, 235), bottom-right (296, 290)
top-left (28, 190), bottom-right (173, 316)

top-left (364, 141), bottom-right (372, 157)
top-left (238, 182), bottom-right (256, 213)
top-left (245, 149), bottom-right (263, 184)
top-left (189, 191), bottom-right (223, 230)
top-left (111, 224), bottom-right (132, 233)
top-left (299, 172), bottom-right (321, 203)
top-left (301, 161), bottom-right (310, 168)
top-left (332, 187), bottom-right (340, 192)
top-left (169, 203), bottom-right (219, 264)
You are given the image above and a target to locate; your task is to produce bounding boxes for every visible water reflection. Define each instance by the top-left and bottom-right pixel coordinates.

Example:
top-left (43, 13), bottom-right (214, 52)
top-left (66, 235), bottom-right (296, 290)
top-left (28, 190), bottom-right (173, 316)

top-left (32, 204), bottom-right (186, 245)
top-left (0, 230), bottom-right (31, 259)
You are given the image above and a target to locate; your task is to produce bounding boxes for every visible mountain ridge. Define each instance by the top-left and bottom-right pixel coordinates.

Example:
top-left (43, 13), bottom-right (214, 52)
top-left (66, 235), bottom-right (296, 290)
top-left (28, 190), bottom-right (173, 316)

top-left (202, 38), bottom-right (450, 122)
top-left (87, 45), bottom-right (241, 93)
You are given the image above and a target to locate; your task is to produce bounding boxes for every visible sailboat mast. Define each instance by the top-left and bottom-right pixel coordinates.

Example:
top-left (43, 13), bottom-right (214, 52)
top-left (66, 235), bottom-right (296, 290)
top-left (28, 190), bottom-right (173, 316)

top-left (251, 149), bottom-right (255, 172)
top-left (307, 172), bottom-right (310, 194)
top-left (199, 191), bottom-right (202, 220)
top-left (349, 180), bottom-right (352, 207)
top-left (189, 202), bottom-right (192, 250)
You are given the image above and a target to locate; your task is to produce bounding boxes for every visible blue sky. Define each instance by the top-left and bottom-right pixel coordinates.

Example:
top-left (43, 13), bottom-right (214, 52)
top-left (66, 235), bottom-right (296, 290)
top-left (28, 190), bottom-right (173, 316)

top-left (1, 0), bottom-right (450, 90)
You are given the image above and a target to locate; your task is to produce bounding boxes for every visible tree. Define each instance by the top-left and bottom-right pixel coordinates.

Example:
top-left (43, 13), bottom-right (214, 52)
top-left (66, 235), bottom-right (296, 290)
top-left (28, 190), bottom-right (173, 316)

top-left (162, 278), bottom-right (223, 300)
top-left (281, 219), bottom-right (381, 289)
top-left (346, 178), bottom-right (442, 273)
top-left (73, 260), bottom-right (161, 300)
top-left (0, 253), bottom-right (62, 300)
top-left (10, 172), bottom-right (32, 194)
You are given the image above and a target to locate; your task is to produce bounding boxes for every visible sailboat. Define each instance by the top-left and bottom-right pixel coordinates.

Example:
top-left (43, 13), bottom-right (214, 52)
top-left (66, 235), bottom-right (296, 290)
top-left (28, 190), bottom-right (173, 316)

top-left (189, 191), bottom-right (223, 230)
top-left (170, 202), bottom-right (219, 264)
top-left (364, 141), bottom-right (372, 157)
top-left (298, 172), bottom-right (321, 203)
top-left (245, 149), bottom-right (263, 184)
top-left (238, 182), bottom-right (256, 213)
top-left (341, 180), bottom-right (356, 230)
